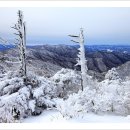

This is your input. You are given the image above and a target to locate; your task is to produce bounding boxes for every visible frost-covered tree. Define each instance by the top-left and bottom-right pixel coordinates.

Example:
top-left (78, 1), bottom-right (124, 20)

top-left (12, 10), bottom-right (27, 82)
top-left (51, 68), bottom-right (81, 97)
top-left (69, 28), bottom-right (87, 91)
top-left (105, 68), bottom-right (120, 81)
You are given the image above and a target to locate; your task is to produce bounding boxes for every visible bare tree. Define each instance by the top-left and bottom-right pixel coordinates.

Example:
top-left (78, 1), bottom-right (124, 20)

top-left (69, 28), bottom-right (87, 91)
top-left (12, 10), bottom-right (27, 82)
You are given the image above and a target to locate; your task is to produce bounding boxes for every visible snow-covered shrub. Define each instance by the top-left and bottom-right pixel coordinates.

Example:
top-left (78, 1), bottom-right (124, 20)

top-left (28, 100), bottom-right (36, 116)
top-left (51, 68), bottom-right (81, 97)
top-left (56, 87), bottom-right (96, 118)
top-left (0, 87), bottom-right (30, 123)
top-left (36, 96), bottom-right (56, 108)
top-left (113, 95), bottom-right (130, 116)
top-left (105, 68), bottom-right (120, 81)
top-left (7, 70), bottom-right (22, 79)
top-left (32, 76), bottom-right (62, 112)
top-left (92, 92), bottom-right (114, 113)
top-left (0, 73), bottom-right (24, 96)
top-left (95, 78), bottom-right (130, 115)
top-left (0, 70), bottom-right (63, 122)
top-left (1, 78), bottom-right (24, 96)
top-left (33, 76), bottom-right (62, 98)
top-left (0, 98), bottom-right (17, 123)
top-left (56, 68), bottom-right (130, 118)
top-left (112, 83), bottom-right (130, 116)
top-left (25, 73), bottom-right (41, 88)
top-left (0, 65), bottom-right (6, 74)
top-left (28, 100), bottom-right (36, 113)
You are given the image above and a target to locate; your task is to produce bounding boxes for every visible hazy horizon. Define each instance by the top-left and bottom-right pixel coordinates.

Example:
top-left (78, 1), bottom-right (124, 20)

top-left (0, 7), bottom-right (130, 45)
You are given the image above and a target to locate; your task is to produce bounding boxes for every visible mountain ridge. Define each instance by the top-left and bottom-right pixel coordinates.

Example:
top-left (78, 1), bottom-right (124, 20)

top-left (1, 44), bottom-right (130, 80)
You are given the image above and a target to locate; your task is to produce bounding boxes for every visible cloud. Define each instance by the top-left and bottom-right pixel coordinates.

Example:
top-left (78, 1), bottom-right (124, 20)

top-left (0, 7), bottom-right (130, 45)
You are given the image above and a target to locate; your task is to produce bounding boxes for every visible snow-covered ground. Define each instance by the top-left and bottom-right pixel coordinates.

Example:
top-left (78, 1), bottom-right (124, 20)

top-left (0, 68), bottom-right (130, 123)
top-left (23, 110), bottom-right (130, 123)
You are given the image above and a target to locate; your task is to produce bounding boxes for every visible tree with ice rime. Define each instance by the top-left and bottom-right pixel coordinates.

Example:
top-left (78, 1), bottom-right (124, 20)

top-left (12, 10), bottom-right (27, 82)
top-left (69, 28), bottom-right (87, 91)
top-left (105, 67), bottom-right (120, 80)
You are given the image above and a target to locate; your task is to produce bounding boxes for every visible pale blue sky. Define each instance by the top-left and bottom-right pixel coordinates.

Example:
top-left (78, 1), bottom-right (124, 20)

top-left (0, 7), bottom-right (130, 45)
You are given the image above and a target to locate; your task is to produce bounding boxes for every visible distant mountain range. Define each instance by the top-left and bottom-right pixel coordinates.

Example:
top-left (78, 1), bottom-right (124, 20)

top-left (85, 45), bottom-right (130, 53)
top-left (28, 45), bottom-right (130, 72)
top-left (1, 44), bottom-right (130, 52)
top-left (1, 44), bottom-right (130, 79)
top-left (0, 45), bottom-right (14, 51)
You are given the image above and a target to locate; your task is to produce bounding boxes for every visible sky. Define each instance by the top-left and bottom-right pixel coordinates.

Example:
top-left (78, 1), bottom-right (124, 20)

top-left (0, 7), bottom-right (130, 45)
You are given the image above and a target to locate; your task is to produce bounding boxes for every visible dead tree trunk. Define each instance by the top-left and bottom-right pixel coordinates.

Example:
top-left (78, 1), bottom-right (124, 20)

top-left (12, 10), bottom-right (27, 82)
top-left (69, 28), bottom-right (87, 91)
